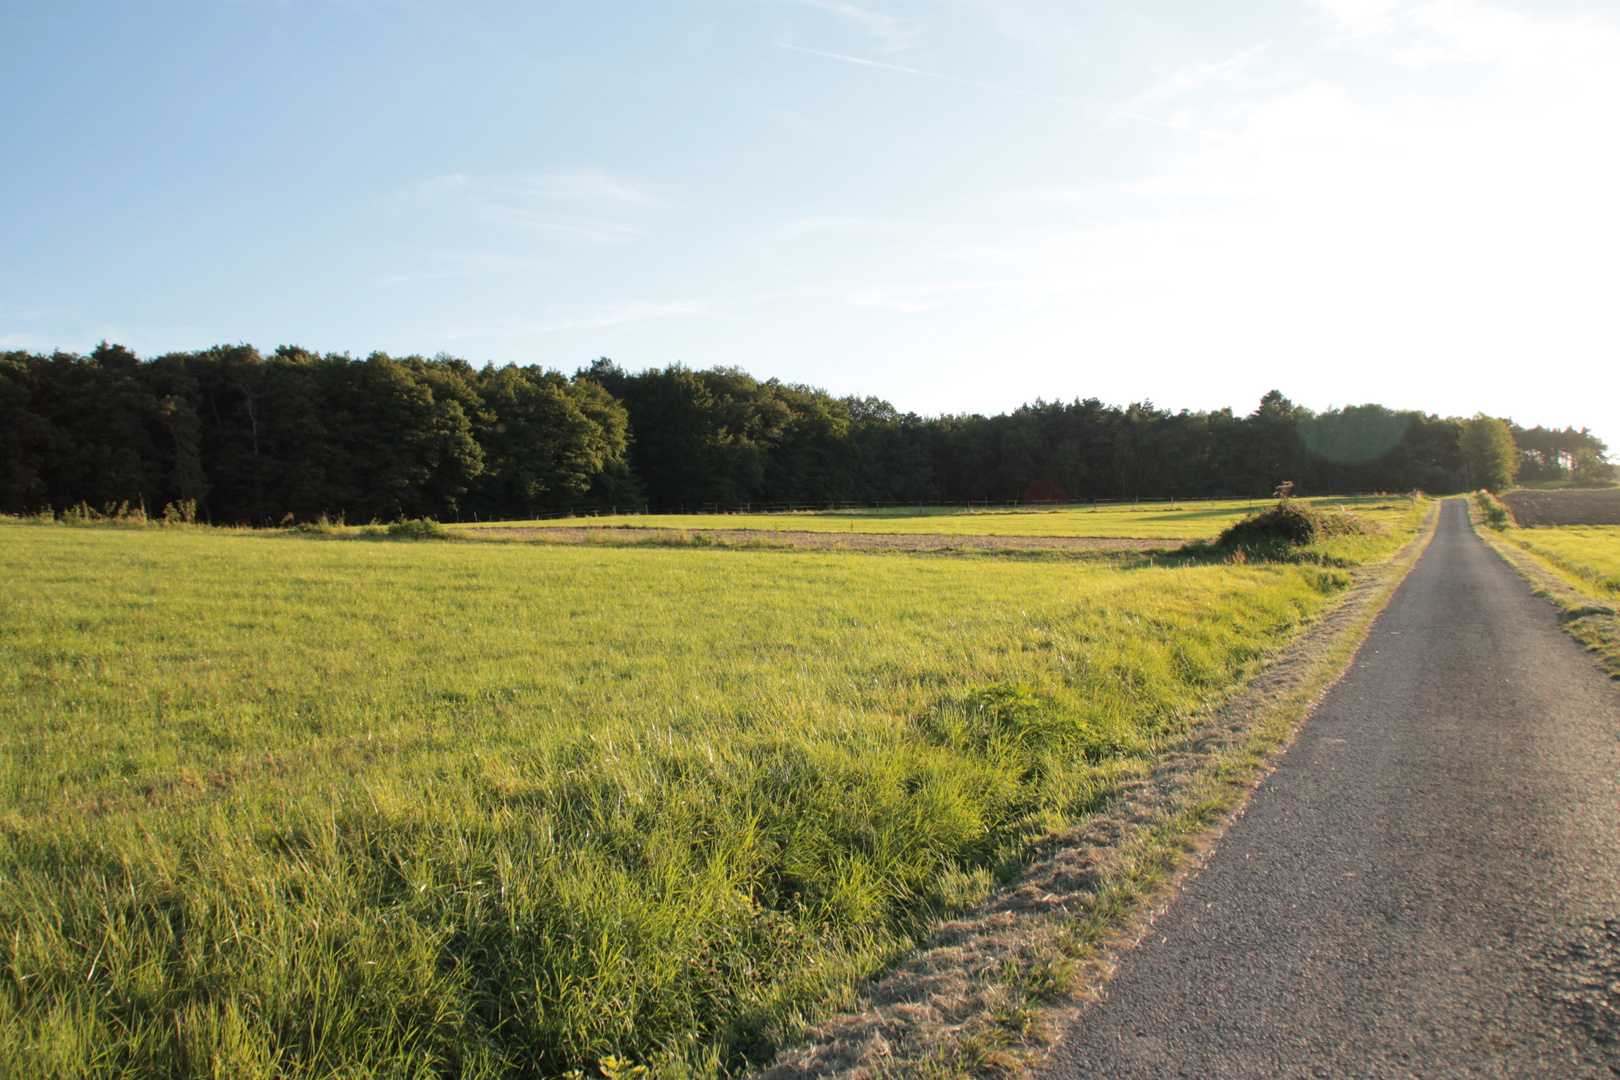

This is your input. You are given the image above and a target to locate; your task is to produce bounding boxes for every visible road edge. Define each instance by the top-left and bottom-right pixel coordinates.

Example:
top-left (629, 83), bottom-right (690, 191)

top-left (756, 501), bottom-right (1442, 1080)
top-left (1465, 498), bottom-right (1620, 679)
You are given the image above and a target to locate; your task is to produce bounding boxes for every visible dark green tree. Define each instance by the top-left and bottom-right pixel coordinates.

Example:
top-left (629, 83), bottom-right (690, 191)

top-left (1459, 414), bottom-right (1519, 492)
top-left (471, 364), bottom-right (632, 516)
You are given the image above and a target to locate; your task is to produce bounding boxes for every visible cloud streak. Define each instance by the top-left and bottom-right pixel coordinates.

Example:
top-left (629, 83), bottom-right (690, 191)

top-left (777, 0), bottom-right (919, 50)
top-left (777, 42), bottom-right (1227, 138)
top-left (381, 169), bottom-right (662, 245)
top-left (774, 42), bottom-right (1087, 107)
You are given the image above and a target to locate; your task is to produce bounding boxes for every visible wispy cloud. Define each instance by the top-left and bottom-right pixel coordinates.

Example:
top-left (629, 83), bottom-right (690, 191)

top-left (378, 252), bottom-right (548, 289)
top-left (494, 287), bottom-right (820, 338)
top-left (478, 207), bottom-right (642, 244)
top-left (503, 299), bottom-right (711, 336)
top-left (847, 280), bottom-right (1001, 313)
top-left (1121, 45), bottom-right (1282, 112)
top-left (501, 169), bottom-right (661, 207)
top-left (778, 0), bottom-right (919, 51)
top-left (777, 41), bottom-right (1226, 137)
top-left (381, 169), bottom-right (662, 245)
top-left (1312, 0), bottom-right (1404, 31)
top-left (771, 215), bottom-right (940, 240)
top-left (381, 172), bottom-right (472, 213)
top-left (1309, 0), bottom-right (1616, 67)
top-left (774, 42), bottom-right (1085, 106)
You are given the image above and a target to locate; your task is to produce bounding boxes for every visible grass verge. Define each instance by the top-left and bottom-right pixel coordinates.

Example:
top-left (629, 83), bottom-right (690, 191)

top-left (1467, 500), bottom-right (1620, 678)
top-left (758, 499), bottom-right (1440, 1080)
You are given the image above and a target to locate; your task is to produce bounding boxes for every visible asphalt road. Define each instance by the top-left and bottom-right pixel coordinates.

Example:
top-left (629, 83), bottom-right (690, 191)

top-left (1039, 498), bottom-right (1620, 1079)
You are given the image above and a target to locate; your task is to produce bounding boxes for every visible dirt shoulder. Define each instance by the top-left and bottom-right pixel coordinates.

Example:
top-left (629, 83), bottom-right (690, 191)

top-left (754, 504), bottom-right (1441, 1080)
top-left (459, 526), bottom-right (1180, 552)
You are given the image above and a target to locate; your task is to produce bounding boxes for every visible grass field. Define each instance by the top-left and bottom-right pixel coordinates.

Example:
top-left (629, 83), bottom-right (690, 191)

top-left (460, 496), bottom-right (1417, 542)
top-left (0, 507), bottom-right (1423, 1078)
top-left (1497, 525), bottom-right (1620, 597)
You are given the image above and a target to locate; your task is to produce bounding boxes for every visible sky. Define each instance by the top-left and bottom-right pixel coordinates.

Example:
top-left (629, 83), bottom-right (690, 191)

top-left (2, 0), bottom-right (1616, 447)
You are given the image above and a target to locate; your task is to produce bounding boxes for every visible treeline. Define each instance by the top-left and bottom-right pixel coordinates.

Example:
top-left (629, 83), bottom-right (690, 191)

top-left (0, 344), bottom-right (1610, 523)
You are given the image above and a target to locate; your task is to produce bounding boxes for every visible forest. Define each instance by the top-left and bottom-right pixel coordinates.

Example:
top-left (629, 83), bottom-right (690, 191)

top-left (0, 343), bottom-right (1610, 524)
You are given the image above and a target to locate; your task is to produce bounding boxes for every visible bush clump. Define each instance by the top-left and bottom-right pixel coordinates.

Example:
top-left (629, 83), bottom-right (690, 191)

top-left (1218, 500), bottom-right (1376, 551)
top-left (1475, 490), bottom-right (1515, 530)
top-left (285, 512), bottom-right (342, 535)
top-left (386, 518), bottom-right (449, 540)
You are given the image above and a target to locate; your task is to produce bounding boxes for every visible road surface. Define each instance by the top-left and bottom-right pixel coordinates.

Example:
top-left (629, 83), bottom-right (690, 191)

top-left (1038, 498), bottom-right (1620, 1079)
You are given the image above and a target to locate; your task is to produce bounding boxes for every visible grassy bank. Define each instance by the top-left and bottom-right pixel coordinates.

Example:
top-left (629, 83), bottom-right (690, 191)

top-left (459, 496), bottom-right (1416, 541)
top-left (0, 511), bottom-right (1420, 1078)
top-left (1495, 525), bottom-right (1620, 598)
top-left (1469, 500), bottom-right (1620, 678)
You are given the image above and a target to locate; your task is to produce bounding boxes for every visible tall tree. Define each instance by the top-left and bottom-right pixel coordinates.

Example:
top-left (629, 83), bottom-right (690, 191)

top-left (471, 364), bottom-right (633, 517)
top-left (1459, 415), bottom-right (1520, 492)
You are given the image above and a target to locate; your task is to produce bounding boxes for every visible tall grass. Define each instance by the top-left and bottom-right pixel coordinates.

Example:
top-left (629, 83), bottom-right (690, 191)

top-left (0, 514), bottom-right (1420, 1078)
top-left (1496, 524), bottom-right (1620, 597)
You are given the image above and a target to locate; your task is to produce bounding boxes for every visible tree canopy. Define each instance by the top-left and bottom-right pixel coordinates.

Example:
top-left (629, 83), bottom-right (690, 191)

top-left (0, 344), bottom-right (1608, 522)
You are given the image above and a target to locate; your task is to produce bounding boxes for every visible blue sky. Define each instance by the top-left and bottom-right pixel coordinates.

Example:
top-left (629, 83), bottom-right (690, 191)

top-left (2, 0), bottom-right (1616, 447)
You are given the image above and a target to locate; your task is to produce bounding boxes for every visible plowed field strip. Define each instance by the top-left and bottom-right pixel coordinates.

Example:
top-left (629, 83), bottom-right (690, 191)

top-left (464, 527), bottom-right (1180, 551)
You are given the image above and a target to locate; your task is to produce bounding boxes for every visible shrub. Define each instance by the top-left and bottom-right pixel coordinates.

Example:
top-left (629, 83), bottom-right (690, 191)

top-left (57, 501), bottom-right (150, 527)
top-left (288, 512), bottom-right (342, 535)
top-left (161, 499), bottom-right (198, 526)
top-left (1476, 490), bottom-right (1514, 530)
top-left (1218, 500), bottom-right (1376, 551)
top-left (387, 518), bottom-right (450, 540)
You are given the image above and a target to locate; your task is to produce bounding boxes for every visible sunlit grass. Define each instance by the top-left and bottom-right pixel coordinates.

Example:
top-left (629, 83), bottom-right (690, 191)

top-left (0, 508), bottom-right (1423, 1078)
top-left (1499, 524), bottom-right (1620, 597)
top-left (462, 496), bottom-right (1414, 541)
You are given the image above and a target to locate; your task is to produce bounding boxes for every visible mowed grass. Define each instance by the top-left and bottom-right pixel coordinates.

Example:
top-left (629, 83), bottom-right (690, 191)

top-left (463, 496), bottom-right (1415, 541)
top-left (1499, 525), bottom-right (1620, 597)
top-left (0, 511), bottom-right (1420, 1078)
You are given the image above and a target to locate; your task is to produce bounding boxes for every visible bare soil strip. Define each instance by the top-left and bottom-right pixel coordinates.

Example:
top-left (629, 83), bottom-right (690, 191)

top-left (1501, 487), bottom-right (1620, 527)
top-left (755, 505), bottom-right (1440, 1080)
top-left (459, 526), bottom-right (1177, 552)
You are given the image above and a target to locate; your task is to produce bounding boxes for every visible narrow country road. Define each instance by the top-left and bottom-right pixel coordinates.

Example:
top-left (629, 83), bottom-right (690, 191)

top-left (1038, 498), bottom-right (1620, 1079)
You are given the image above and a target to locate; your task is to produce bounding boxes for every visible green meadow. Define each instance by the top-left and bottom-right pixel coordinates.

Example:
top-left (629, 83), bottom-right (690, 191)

top-left (1498, 524), bottom-right (1620, 597)
top-left (0, 506), bottom-right (1422, 1078)
top-left (462, 496), bottom-right (1417, 541)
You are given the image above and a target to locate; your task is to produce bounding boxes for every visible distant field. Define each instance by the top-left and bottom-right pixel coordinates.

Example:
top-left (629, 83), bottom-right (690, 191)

top-left (462, 496), bottom-right (1415, 541)
top-left (1498, 525), bottom-right (1620, 597)
top-left (0, 509), bottom-right (1423, 1078)
top-left (1501, 487), bottom-right (1620, 527)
